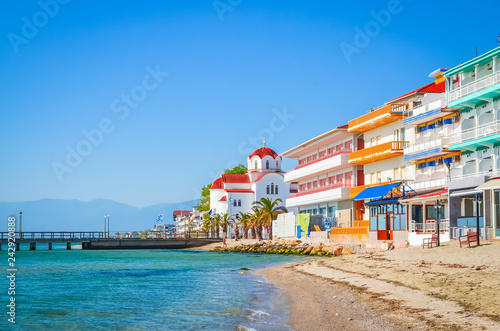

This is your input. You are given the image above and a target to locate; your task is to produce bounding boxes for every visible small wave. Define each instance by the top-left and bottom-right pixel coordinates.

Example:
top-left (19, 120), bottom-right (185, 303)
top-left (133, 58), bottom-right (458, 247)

top-left (235, 325), bottom-right (258, 331)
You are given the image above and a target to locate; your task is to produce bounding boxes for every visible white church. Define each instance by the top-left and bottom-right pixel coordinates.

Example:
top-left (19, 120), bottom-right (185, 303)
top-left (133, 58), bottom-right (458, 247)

top-left (209, 147), bottom-right (295, 219)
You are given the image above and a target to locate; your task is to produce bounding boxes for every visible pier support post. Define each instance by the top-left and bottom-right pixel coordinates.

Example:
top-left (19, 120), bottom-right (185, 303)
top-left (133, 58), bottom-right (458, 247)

top-left (66, 242), bottom-right (71, 250)
top-left (16, 243), bottom-right (20, 251)
top-left (48, 243), bottom-right (52, 250)
top-left (30, 243), bottom-right (36, 251)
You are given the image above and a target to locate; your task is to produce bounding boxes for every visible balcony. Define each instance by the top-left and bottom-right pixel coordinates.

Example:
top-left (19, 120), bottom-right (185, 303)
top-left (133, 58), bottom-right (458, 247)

top-left (284, 151), bottom-right (350, 182)
top-left (348, 103), bottom-right (408, 133)
top-left (286, 183), bottom-right (350, 207)
top-left (348, 141), bottom-right (408, 165)
top-left (449, 119), bottom-right (500, 149)
top-left (404, 137), bottom-right (454, 161)
top-left (403, 97), bottom-right (455, 125)
top-left (448, 70), bottom-right (500, 107)
top-left (412, 177), bottom-right (446, 191)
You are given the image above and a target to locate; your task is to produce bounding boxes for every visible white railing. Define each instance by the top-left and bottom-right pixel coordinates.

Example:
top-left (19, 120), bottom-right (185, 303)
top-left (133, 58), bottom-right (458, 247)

top-left (404, 136), bottom-right (452, 155)
top-left (448, 70), bottom-right (500, 102)
top-left (456, 118), bottom-right (500, 143)
top-left (403, 97), bottom-right (446, 119)
top-left (412, 177), bottom-right (446, 191)
top-left (450, 167), bottom-right (500, 180)
top-left (410, 219), bottom-right (449, 233)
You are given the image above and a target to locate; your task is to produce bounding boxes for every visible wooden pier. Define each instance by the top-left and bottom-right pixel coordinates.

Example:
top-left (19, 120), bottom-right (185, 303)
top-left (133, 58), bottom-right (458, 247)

top-left (0, 232), bottom-right (221, 250)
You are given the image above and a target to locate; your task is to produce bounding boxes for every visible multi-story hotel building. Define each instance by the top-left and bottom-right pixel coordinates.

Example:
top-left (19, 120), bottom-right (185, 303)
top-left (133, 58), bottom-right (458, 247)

top-left (282, 125), bottom-right (362, 228)
top-left (445, 46), bottom-right (500, 240)
top-left (397, 69), bottom-right (461, 245)
top-left (347, 99), bottom-right (414, 248)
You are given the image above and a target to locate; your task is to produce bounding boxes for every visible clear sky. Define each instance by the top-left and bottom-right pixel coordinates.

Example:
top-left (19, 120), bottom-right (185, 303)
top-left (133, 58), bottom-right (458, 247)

top-left (1, 0), bottom-right (499, 207)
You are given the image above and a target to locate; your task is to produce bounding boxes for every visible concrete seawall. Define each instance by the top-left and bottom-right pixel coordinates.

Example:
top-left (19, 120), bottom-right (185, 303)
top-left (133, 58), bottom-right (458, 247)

top-left (83, 238), bottom-right (222, 250)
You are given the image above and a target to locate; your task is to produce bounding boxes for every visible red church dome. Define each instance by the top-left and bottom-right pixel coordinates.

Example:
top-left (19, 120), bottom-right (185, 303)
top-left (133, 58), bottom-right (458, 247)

top-left (211, 178), bottom-right (223, 189)
top-left (249, 147), bottom-right (278, 159)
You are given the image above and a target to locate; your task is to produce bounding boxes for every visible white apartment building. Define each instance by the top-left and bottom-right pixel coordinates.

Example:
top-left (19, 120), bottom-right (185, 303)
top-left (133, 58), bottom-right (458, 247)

top-left (282, 125), bottom-right (362, 227)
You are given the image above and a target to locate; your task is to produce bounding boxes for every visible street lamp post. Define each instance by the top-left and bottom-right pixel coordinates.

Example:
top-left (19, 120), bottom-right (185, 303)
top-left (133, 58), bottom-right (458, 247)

top-left (104, 216), bottom-right (107, 238)
top-left (473, 194), bottom-right (482, 246)
top-left (107, 215), bottom-right (110, 238)
top-left (435, 200), bottom-right (441, 247)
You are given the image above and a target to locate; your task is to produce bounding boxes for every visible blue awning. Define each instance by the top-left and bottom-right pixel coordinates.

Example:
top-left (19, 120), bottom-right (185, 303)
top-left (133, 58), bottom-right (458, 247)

top-left (352, 182), bottom-right (402, 201)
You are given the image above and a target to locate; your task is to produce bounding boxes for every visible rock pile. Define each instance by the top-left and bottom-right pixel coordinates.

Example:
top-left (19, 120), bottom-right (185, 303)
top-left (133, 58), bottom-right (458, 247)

top-left (213, 239), bottom-right (353, 257)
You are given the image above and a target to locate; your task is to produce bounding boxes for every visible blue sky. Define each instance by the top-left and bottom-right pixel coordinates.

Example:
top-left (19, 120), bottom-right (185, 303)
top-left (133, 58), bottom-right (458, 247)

top-left (1, 0), bottom-right (499, 207)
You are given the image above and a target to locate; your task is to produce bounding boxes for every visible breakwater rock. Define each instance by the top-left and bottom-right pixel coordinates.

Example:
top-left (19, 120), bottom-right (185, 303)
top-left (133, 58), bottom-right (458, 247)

top-left (213, 240), bottom-right (353, 257)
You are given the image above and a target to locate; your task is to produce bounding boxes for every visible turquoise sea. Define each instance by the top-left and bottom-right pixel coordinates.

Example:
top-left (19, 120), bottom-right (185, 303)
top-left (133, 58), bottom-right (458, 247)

top-left (0, 244), bottom-right (307, 330)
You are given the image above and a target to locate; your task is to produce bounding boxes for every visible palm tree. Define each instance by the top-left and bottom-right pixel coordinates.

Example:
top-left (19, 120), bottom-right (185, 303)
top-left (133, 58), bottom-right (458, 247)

top-left (252, 198), bottom-right (288, 240)
top-left (213, 214), bottom-right (222, 239)
top-left (219, 213), bottom-right (233, 238)
top-left (237, 212), bottom-right (251, 239)
top-left (249, 206), bottom-right (264, 240)
top-left (202, 213), bottom-right (214, 237)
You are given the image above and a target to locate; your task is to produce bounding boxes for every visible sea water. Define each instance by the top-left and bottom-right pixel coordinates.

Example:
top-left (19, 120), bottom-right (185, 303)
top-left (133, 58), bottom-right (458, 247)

top-left (0, 244), bottom-right (307, 330)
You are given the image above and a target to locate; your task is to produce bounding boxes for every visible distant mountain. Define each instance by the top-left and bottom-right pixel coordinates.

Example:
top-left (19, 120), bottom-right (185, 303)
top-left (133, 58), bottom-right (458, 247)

top-left (0, 198), bottom-right (199, 233)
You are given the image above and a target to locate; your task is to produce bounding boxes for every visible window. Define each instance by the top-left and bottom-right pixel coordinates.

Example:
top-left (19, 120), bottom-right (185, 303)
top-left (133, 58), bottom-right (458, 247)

top-left (370, 173), bottom-right (376, 184)
top-left (266, 160), bottom-right (269, 169)
top-left (394, 130), bottom-right (399, 141)
top-left (267, 185), bottom-right (270, 194)
top-left (401, 166), bottom-right (406, 179)
top-left (426, 205), bottom-right (444, 219)
top-left (275, 186), bottom-right (278, 194)
top-left (238, 200), bottom-right (241, 207)
top-left (275, 161), bottom-right (278, 169)
top-left (400, 128), bottom-right (405, 141)
top-left (254, 161), bottom-right (258, 169)
top-left (393, 167), bottom-right (399, 180)
top-left (376, 171), bottom-right (381, 183)
top-left (233, 199), bottom-right (237, 206)
top-left (370, 137), bottom-right (375, 147)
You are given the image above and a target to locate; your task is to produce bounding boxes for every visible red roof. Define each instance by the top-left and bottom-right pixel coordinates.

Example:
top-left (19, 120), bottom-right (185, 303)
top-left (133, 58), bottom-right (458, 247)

top-left (211, 174), bottom-right (250, 190)
top-left (387, 80), bottom-right (446, 103)
top-left (221, 174), bottom-right (250, 183)
top-left (173, 210), bottom-right (191, 216)
top-left (211, 178), bottom-right (223, 189)
top-left (405, 189), bottom-right (448, 201)
top-left (255, 172), bottom-right (276, 182)
top-left (219, 196), bottom-right (227, 201)
top-left (225, 189), bottom-right (254, 193)
top-left (249, 147), bottom-right (278, 159)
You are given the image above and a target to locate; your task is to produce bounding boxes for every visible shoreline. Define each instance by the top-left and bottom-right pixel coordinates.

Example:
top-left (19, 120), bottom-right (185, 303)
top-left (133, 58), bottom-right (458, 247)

top-left (253, 240), bottom-right (500, 331)
top-left (254, 261), bottom-right (413, 331)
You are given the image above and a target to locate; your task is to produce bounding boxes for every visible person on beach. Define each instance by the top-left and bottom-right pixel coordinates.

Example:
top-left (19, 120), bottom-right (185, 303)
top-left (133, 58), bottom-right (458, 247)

top-left (222, 237), bottom-right (227, 248)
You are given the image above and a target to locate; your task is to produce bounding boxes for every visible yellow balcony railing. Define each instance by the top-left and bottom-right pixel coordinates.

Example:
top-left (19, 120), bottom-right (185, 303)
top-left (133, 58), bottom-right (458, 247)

top-left (348, 141), bottom-right (408, 165)
top-left (348, 103), bottom-right (407, 132)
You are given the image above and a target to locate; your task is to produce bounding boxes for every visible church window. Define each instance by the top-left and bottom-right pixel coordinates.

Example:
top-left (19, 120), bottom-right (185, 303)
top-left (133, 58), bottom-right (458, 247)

top-left (275, 186), bottom-right (278, 194)
top-left (267, 185), bottom-right (270, 194)
top-left (266, 160), bottom-right (269, 169)
top-left (233, 199), bottom-right (237, 206)
top-left (254, 161), bottom-right (257, 169)
top-left (271, 183), bottom-right (274, 194)
top-left (238, 200), bottom-right (241, 207)
top-left (275, 161), bottom-right (278, 169)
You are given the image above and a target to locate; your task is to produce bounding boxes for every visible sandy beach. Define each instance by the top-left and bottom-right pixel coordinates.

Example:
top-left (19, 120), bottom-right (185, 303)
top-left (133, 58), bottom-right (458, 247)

top-left (254, 240), bottom-right (500, 330)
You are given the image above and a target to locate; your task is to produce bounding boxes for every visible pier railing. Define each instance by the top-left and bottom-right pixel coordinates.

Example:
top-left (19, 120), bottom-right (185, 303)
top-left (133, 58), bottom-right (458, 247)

top-left (0, 232), bottom-right (106, 240)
